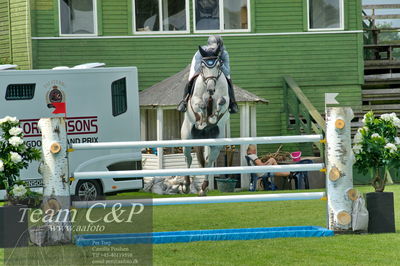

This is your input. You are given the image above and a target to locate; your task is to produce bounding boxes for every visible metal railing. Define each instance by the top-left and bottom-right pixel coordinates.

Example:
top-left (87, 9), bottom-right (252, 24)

top-left (362, 4), bottom-right (400, 64)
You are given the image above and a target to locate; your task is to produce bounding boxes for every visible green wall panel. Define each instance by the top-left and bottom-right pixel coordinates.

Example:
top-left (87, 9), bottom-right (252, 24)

top-left (31, 0), bottom-right (363, 36)
top-left (29, 0), bottom-right (363, 145)
top-left (1, 0), bottom-right (32, 68)
top-left (0, 0), bottom-right (11, 63)
top-left (32, 32), bottom-right (363, 142)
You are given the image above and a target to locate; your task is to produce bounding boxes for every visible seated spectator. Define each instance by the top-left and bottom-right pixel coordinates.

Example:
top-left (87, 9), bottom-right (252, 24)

top-left (246, 145), bottom-right (290, 191)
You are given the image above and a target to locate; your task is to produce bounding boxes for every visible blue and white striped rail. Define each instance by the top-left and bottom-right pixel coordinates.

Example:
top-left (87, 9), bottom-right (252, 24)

top-left (72, 192), bottom-right (326, 208)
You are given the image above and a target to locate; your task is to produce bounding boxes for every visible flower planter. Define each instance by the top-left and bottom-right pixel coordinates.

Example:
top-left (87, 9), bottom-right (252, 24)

top-left (7, 194), bottom-right (42, 208)
top-left (366, 192), bottom-right (396, 233)
top-left (0, 204), bottom-right (28, 248)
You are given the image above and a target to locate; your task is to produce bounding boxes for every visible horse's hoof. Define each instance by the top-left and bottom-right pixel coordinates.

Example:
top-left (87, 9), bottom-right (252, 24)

top-left (196, 123), bottom-right (206, 130)
top-left (198, 189), bottom-right (207, 197)
top-left (208, 116), bottom-right (217, 124)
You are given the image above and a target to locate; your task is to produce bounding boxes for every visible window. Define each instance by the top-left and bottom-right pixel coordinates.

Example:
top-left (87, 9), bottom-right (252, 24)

top-left (5, 84), bottom-right (35, 100)
top-left (59, 0), bottom-right (97, 35)
top-left (111, 78), bottom-right (127, 116)
top-left (194, 0), bottom-right (249, 32)
top-left (134, 0), bottom-right (188, 33)
top-left (308, 0), bottom-right (343, 30)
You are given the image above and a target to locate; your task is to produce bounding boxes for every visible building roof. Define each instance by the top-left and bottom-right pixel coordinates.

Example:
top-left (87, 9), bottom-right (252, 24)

top-left (139, 65), bottom-right (269, 107)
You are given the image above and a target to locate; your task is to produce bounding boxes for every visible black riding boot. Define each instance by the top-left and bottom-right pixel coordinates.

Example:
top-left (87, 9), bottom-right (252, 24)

top-left (177, 79), bottom-right (193, 112)
top-left (227, 79), bottom-right (239, 114)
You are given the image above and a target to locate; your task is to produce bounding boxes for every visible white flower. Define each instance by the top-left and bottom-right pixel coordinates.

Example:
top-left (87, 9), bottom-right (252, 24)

top-left (0, 159), bottom-right (3, 172)
top-left (380, 113), bottom-right (392, 121)
top-left (393, 117), bottom-right (400, 128)
top-left (362, 114), bottom-right (367, 123)
top-left (0, 116), bottom-right (18, 125)
top-left (371, 133), bottom-right (380, 139)
top-left (10, 152), bottom-right (22, 163)
top-left (395, 137), bottom-right (400, 145)
top-left (380, 113), bottom-right (400, 128)
top-left (9, 127), bottom-right (23, 136)
top-left (353, 144), bottom-right (362, 154)
top-left (12, 184), bottom-right (27, 197)
top-left (384, 143), bottom-right (397, 153)
top-left (8, 136), bottom-right (23, 147)
top-left (353, 132), bottom-right (362, 144)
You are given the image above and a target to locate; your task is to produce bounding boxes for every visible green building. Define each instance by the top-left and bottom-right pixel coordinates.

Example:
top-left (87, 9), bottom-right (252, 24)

top-left (0, 0), bottom-right (364, 141)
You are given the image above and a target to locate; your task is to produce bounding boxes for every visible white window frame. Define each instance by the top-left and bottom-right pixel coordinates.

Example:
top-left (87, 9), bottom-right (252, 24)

top-left (58, 0), bottom-right (98, 36)
top-left (192, 0), bottom-right (251, 33)
top-left (133, 0), bottom-right (190, 35)
top-left (307, 0), bottom-right (344, 31)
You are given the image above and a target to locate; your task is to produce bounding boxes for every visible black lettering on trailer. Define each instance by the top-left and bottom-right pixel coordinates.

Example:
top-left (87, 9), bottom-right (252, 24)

top-left (26, 140), bottom-right (42, 148)
top-left (67, 138), bottom-right (81, 144)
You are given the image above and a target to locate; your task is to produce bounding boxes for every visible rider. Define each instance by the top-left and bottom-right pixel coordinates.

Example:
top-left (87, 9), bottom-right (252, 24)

top-left (177, 35), bottom-right (239, 114)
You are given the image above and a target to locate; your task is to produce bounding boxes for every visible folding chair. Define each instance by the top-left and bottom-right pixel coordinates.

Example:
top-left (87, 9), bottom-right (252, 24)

top-left (290, 159), bottom-right (312, 189)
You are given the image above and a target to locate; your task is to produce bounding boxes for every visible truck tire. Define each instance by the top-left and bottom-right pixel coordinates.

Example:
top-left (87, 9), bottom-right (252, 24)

top-left (75, 180), bottom-right (103, 201)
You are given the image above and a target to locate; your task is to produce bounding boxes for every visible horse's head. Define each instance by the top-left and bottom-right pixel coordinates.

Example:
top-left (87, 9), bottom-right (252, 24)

top-left (198, 45), bottom-right (222, 96)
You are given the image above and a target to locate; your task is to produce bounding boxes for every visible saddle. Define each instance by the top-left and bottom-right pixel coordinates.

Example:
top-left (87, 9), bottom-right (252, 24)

top-left (186, 73), bottom-right (200, 98)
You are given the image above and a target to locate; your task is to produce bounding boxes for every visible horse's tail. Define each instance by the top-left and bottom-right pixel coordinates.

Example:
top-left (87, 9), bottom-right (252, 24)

top-left (195, 146), bottom-right (205, 168)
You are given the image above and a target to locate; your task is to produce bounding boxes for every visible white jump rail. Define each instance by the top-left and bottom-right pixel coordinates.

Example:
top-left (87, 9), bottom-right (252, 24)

top-left (70, 134), bottom-right (323, 150)
top-left (72, 192), bottom-right (326, 208)
top-left (73, 163), bottom-right (325, 179)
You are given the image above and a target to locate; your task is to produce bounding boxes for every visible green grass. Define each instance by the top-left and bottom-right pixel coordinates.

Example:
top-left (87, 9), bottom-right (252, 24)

top-left (1, 185), bottom-right (400, 265)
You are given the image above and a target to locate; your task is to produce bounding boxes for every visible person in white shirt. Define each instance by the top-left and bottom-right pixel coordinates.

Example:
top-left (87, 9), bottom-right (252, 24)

top-left (246, 144), bottom-right (290, 190)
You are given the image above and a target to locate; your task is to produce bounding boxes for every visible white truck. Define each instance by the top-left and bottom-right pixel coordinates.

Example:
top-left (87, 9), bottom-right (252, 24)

top-left (0, 64), bottom-right (143, 200)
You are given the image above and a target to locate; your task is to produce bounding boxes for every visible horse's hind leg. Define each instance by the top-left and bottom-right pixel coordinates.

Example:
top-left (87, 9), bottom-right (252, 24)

top-left (199, 145), bottom-right (222, 196)
top-left (199, 180), bottom-right (209, 197)
top-left (183, 146), bottom-right (192, 194)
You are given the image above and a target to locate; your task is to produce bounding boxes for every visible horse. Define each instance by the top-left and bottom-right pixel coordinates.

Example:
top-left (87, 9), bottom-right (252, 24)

top-left (181, 45), bottom-right (230, 196)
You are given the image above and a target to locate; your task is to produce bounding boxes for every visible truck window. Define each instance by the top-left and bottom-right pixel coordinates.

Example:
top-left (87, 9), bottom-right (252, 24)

top-left (111, 78), bottom-right (127, 116)
top-left (5, 84), bottom-right (36, 100)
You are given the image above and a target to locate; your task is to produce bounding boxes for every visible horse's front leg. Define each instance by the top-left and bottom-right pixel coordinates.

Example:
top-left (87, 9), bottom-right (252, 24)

top-left (192, 99), bottom-right (207, 130)
top-left (199, 145), bottom-right (223, 196)
top-left (208, 96), bottom-right (226, 124)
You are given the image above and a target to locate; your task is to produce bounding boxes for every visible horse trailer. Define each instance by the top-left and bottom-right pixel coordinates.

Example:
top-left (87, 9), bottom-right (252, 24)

top-left (0, 64), bottom-right (143, 200)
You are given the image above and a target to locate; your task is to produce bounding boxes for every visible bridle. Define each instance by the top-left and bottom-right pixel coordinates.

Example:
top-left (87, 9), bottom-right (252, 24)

top-left (199, 56), bottom-right (222, 87)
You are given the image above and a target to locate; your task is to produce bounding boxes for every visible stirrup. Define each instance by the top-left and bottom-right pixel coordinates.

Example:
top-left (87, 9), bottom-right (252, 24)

top-left (177, 100), bottom-right (187, 112)
top-left (229, 102), bottom-right (239, 114)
